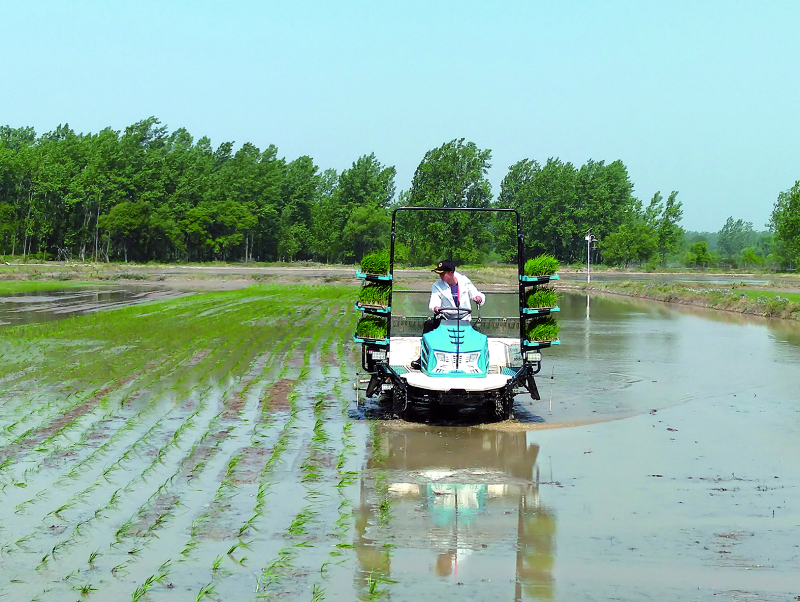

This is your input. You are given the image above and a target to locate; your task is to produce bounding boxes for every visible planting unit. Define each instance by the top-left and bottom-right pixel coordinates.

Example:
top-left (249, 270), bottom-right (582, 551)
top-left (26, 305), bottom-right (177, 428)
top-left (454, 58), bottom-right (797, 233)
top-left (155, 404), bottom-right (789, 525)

top-left (354, 207), bottom-right (562, 420)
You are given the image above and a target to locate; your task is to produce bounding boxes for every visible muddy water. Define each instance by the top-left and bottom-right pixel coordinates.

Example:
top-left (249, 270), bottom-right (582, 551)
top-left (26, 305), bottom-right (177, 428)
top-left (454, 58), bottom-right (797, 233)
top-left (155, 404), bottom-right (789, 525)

top-left (359, 291), bottom-right (800, 601)
top-left (0, 286), bottom-right (186, 325)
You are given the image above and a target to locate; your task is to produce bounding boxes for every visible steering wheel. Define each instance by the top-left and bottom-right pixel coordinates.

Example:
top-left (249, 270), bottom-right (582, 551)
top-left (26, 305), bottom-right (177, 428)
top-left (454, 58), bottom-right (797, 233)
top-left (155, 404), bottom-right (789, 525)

top-left (436, 307), bottom-right (471, 319)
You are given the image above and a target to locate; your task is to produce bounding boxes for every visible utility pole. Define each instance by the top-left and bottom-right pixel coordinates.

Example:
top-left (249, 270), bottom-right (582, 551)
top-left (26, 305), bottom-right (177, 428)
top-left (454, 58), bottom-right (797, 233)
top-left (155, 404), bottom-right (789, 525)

top-left (585, 229), bottom-right (598, 283)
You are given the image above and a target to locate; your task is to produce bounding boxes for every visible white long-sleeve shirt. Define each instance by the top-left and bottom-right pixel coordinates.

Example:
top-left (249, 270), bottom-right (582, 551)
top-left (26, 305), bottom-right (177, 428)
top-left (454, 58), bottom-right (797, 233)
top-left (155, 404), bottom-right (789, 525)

top-left (428, 271), bottom-right (485, 321)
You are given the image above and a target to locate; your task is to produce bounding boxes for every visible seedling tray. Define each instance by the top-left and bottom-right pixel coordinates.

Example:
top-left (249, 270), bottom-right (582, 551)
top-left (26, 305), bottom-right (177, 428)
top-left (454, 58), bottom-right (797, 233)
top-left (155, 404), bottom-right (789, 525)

top-left (522, 339), bottom-right (561, 348)
top-left (522, 306), bottom-right (561, 315)
top-left (355, 302), bottom-right (391, 314)
top-left (519, 274), bottom-right (560, 284)
top-left (353, 335), bottom-right (389, 345)
top-left (355, 270), bottom-right (392, 281)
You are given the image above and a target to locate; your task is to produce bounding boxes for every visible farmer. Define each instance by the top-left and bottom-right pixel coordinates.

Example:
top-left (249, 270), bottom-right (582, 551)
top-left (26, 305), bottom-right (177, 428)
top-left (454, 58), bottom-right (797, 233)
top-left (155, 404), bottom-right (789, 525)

top-left (411, 259), bottom-right (485, 370)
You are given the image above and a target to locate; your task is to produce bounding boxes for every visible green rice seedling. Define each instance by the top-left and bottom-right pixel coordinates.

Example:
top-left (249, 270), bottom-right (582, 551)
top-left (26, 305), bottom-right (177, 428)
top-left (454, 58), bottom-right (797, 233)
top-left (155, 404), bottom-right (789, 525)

top-left (312, 418), bottom-right (329, 444)
top-left (75, 583), bottom-right (97, 596)
top-left (525, 287), bottom-right (560, 309)
top-left (195, 582), bottom-right (216, 601)
top-left (359, 252), bottom-right (390, 276)
top-left (111, 563), bottom-right (129, 576)
top-left (312, 583), bottom-right (326, 601)
top-left (287, 507), bottom-right (315, 536)
top-left (378, 499), bottom-right (391, 525)
top-left (357, 283), bottom-right (391, 307)
top-left (227, 541), bottom-right (248, 556)
top-left (355, 315), bottom-right (387, 340)
top-left (524, 253), bottom-right (560, 276)
top-left (526, 316), bottom-right (561, 341)
top-left (88, 550), bottom-right (100, 566)
top-left (212, 555), bottom-right (223, 571)
top-left (131, 582), bottom-right (150, 602)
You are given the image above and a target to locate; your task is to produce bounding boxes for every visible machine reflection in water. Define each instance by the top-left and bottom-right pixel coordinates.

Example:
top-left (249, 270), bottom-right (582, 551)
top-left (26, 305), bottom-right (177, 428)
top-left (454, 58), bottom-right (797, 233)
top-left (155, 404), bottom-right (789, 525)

top-left (354, 425), bottom-right (556, 601)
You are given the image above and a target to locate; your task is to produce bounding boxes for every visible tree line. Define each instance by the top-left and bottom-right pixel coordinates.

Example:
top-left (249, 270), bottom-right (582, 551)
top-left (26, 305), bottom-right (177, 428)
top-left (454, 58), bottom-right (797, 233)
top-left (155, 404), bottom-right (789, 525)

top-left (1, 120), bottom-right (797, 269)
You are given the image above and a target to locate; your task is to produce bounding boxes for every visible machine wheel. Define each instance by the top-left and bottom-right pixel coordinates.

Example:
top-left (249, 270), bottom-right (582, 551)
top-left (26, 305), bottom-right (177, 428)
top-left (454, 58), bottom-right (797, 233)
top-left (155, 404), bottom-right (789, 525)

top-left (392, 387), bottom-right (409, 420)
top-left (495, 392), bottom-right (514, 420)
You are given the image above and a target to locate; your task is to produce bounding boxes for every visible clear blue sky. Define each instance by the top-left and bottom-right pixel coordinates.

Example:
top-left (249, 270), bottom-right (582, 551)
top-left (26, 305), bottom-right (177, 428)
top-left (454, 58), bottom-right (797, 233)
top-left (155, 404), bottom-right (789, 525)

top-left (1, 1), bottom-right (798, 232)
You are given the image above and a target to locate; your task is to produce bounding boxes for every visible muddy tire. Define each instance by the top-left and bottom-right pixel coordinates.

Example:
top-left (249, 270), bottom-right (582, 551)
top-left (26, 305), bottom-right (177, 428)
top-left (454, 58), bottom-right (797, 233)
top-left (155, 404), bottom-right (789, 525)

top-left (495, 392), bottom-right (514, 420)
top-left (392, 387), bottom-right (409, 419)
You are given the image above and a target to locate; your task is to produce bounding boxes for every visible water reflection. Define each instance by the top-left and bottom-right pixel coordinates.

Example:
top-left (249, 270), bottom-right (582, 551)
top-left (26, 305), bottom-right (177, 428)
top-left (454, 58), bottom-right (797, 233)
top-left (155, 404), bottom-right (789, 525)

top-left (355, 425), bottom-right (555, 600)
top-left (0, 286), bottom-right (185, 326)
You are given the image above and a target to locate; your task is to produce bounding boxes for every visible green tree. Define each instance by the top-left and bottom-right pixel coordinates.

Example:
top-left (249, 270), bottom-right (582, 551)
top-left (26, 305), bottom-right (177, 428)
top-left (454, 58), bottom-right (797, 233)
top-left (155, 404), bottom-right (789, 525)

top-left (600, 219), bottom-right (657, 267)
top-left (769, 182), bottom-right (800, 265)
top-left (279, 156), bottom-right (319, 260)
top-left (656, 191), bottom-right (684, 261)
top-left (401, 139), bottom-right (493, 264)
top-left (717, 216), bottom-right (755, 258)
top-left (683, 240), bottom-right (716, 268)
top-left (331, 154), bottom-right (395, 261)
top-left (741, 247), bottom-right (765, 268)
top-left (498, 158), bottom-right (636, 263)
top-left (98, 201), bottom-right (151, 262)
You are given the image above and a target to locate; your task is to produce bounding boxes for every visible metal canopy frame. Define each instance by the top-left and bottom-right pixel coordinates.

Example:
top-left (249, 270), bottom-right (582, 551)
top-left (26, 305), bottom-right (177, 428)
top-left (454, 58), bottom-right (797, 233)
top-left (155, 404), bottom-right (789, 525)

top-left (389, 206), bottom-right (524, 343)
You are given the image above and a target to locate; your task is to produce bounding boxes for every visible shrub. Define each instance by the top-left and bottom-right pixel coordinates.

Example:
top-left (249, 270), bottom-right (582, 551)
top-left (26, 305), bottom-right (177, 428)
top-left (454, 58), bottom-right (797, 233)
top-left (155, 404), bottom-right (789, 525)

top-left (525, 287), bottom-right (559, 309)
top-left (524, 254), bottom-right (559, 276)
top-left (359, 252), bottom-right (389, 275)
top-left (526, 316), bottom-right (560, 342)
top-left (358, 283), bottom-right (391, 307)
top-left (355, 315), bottom-right (387, 340)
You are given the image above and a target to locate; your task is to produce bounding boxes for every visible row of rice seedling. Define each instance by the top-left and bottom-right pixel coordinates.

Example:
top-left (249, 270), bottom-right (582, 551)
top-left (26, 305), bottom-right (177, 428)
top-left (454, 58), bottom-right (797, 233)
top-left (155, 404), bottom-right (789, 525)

top-left (17, 390), bottom-right (222, 580)
top-left (353, 422), bottom-right (395, 600)
top-left (41, 392), bottom-right (233, 597)
top-left (252, 322), bottom-right (364, 600)
top-left (139, 290), bottom-right (349, 599)
top-left (5, 386), bottom-right (208, 544)
top-left (0, 292), bottom-right (252, 476)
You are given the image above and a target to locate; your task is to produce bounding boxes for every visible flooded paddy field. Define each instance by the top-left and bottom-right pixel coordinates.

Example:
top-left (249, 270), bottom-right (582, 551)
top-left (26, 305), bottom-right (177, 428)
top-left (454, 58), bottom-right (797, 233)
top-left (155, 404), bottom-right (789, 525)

top-left (0, 286), bottom-right (186, 326)
top-left (0, 284), bottom-right (798, 601)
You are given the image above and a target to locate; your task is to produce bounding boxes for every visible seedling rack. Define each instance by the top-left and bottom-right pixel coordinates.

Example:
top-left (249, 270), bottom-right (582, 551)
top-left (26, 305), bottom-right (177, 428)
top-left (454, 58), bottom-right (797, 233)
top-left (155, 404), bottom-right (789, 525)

top-left (519, 273), bottom-right (561, 350)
